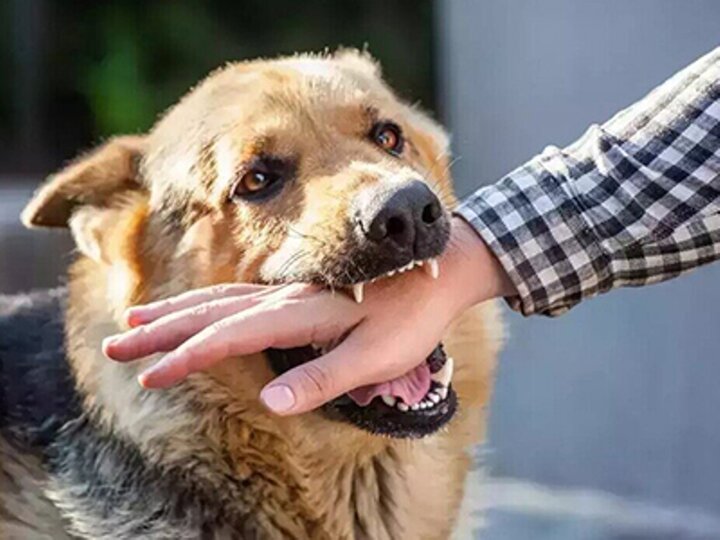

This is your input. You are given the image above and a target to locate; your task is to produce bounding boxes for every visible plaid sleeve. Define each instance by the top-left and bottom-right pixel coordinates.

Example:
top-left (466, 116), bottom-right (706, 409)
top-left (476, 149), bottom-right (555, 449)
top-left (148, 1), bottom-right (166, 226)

top-left (456, 47), bottom-right (720, 316)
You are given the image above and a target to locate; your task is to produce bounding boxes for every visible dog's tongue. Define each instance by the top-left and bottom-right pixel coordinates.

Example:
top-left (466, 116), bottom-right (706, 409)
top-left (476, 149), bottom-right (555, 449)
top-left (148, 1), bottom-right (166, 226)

top-left (347, 362), bottom-right (431, 406)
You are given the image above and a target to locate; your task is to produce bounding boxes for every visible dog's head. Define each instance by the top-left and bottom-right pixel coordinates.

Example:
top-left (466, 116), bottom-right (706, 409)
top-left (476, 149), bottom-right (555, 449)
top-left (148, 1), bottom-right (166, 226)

top-left (22, 51), bottom-right (464, 439)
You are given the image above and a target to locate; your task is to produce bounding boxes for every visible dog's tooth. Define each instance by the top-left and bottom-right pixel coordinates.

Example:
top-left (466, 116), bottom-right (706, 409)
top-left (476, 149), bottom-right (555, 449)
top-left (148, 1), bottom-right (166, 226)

top-left (410, 403), bottom-right (420, 411)
top-left (416, 260), bottom-right (424, 267)
top-left (430, 356), bottom-right (454, 387)
top-left (352, 283), bottom-right (364, 304)
top-left (397, 402), bottom-right (409, 412)
top-left (437, 386), bottom-right (448, 400)
top-left (424, 258), bottom-right (439, 279)
top-left (388, 270), bottom-right (396, 277)
top-left (381, 395), bottom-right (397, 407)
top-left (428, 392), bottom-right (441, 404)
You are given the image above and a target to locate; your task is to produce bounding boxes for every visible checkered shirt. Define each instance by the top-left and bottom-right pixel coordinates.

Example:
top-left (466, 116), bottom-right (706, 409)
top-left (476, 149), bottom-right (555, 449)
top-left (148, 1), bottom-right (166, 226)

top-left (457, 47), bottom-right (720, 316)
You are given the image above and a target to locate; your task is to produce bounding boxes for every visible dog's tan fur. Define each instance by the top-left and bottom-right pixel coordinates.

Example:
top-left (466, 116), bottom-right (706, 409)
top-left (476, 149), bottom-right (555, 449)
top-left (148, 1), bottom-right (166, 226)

top-left (6, 50), bottom-right (502, 538)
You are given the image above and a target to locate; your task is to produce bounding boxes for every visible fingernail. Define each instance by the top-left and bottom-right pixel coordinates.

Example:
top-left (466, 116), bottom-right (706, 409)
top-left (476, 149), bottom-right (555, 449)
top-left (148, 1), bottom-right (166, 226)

top-left (102, 336), bottom-right (119, 355)
top-left (137, 372), bottom-right (152, 389)
top-left (138, 367), bottom-right (165, 389)
top-left (138, 358), bottom-right (170, 387)
top-left (126, 312), bottom-right (141, 327)
top-left (260, 385), bottom-right (296, 413)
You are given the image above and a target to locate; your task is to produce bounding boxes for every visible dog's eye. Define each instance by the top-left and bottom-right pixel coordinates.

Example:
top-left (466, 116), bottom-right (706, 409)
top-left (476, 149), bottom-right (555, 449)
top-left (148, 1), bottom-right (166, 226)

top-left (237, 170), bottom-right (279, 194)
top-left (231, 156), bottom-right (295, 201)
top-left (231, 159), bottom-right (288, 201)
top-left (371, 122), bottom-right (404, 155)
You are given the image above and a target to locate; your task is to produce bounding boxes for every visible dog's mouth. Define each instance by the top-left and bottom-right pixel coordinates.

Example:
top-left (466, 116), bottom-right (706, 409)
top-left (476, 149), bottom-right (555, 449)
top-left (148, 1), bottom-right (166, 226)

top-left (266, 343), bottom-right (456, 439)
top-left (266, 257), bottom-right (457, 439)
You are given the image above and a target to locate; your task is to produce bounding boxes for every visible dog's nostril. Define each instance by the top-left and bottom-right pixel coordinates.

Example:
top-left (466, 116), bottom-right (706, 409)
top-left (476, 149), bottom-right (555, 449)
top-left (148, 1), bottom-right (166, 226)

top-left (386, 215), bottom-right (406, 237)
top-left (360, 180), bottom-right (444, 248)
top-left (421, 201), bottom-right (442, 224)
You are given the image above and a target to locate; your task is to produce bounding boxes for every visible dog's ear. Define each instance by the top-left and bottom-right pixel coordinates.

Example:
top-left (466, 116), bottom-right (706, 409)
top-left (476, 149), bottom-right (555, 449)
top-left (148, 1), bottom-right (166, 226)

top-left (22, 135), bottom-right (145, 228)
top-left (22, 135), bottom-right (147, 261)
top-left (333, 48), bottom-right (381, 78)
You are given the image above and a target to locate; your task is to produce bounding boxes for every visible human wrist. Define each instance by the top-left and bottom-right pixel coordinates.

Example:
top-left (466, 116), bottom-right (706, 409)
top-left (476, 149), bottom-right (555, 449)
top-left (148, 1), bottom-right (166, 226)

top-left (441, 217), bottom-right (515, 312)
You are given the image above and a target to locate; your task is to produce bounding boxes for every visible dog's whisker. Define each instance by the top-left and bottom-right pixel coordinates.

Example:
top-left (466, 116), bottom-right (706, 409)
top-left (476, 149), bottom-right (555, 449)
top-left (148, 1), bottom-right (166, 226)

top-left (275, 250), bottom-right (313, 279)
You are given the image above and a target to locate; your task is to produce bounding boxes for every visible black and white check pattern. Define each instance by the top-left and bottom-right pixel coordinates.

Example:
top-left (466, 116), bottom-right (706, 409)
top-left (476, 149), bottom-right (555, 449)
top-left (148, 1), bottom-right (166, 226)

top-left (457, 47), bottom-right (720, 316)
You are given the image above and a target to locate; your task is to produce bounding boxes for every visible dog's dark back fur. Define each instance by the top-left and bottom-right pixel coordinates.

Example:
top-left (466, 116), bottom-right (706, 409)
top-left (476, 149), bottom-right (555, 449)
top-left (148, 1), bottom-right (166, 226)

top-left (0, 288), bottom-right (77, 448)
top-left (0, 290), bottom-right (295, 539)
top-left (0, 289), bottom-right (77, 539)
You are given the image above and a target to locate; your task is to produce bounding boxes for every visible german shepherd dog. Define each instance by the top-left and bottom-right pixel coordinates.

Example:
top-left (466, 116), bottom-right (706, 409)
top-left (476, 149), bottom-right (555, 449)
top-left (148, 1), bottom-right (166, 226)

top-left (0, 51), bottom-right (502, 539)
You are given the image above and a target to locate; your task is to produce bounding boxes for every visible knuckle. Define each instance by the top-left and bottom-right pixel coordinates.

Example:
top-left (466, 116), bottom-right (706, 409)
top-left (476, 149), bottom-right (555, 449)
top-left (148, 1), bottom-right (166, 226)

top-left (208, 284), bottom-right (233, 297)
top-left (190, 303), bottom-right (214, 319)
top-left (207, 320), bottom-right (228, 336)
top-left (134, 324), bottom-right (154, 341)
top-left (298, 362), bottom-right (334, 398)
top-left (210, 283), bottom-right (243, 297)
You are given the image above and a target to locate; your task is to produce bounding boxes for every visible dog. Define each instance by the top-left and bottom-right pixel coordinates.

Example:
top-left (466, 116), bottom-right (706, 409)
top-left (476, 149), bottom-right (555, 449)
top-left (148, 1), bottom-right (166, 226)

top-left (0, 50), bottom-right (502, 539)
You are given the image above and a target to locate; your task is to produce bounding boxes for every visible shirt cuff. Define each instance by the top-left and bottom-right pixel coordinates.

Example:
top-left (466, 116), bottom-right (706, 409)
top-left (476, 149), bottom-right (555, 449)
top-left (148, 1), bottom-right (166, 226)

top-left (454, 161), bottom-right (613, 317)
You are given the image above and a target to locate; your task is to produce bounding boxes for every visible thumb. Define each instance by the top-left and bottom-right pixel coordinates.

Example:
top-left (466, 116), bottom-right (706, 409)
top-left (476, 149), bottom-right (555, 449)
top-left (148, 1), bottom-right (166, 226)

top-left (259, 328), bottom-right (397, 415)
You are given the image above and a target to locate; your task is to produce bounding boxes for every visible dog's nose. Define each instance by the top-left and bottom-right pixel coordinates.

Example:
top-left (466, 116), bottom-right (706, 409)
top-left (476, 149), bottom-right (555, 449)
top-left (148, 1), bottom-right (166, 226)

top-left (359, 180), bottom-right (444, 253)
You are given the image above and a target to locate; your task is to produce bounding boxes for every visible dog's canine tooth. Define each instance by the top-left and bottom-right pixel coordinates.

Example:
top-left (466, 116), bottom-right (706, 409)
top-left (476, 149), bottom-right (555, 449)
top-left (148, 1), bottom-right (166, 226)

top-left (424, 258), bottom-right (439, 279)
top-left (428, 392), bottom-right (441, 404)
top-left (397, 401), bottom-right (409, 412)
top-left (437, 386), bottom-right (448, 400)
top-left (381, 395), bottom-right (397, 407)
top-left (430, 356), bottom-right (454, 387)
top-left (353, 283), bottom-right (364, 303)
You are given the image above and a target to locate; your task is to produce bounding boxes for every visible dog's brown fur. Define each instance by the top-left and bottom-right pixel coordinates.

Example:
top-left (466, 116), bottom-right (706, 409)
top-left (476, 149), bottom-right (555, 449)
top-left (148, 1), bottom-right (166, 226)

top-left (3, 50), bottom-right (502, 539)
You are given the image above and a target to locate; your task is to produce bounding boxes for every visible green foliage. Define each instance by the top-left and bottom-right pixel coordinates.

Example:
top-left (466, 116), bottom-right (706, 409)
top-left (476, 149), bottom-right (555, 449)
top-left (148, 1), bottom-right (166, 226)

top-left (1, 0), bottom-right (435, 171)
top-left (74, 0), bottom-right (434, 136)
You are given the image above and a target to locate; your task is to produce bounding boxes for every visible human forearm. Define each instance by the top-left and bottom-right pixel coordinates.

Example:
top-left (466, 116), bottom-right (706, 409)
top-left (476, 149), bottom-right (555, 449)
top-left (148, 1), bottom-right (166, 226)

top-left (457, 46), bottom-right (720, 316)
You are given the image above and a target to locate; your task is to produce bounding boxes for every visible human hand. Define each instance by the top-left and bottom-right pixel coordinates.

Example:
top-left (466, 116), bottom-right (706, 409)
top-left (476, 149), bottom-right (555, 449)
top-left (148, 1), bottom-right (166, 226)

top-left (103, 218), bottom-right (514, 415)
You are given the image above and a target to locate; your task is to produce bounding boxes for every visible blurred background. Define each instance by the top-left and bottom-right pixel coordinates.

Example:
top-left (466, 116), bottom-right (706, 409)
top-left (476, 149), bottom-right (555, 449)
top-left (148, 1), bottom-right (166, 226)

top-left (1, 1), bottom-right (719, 539)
